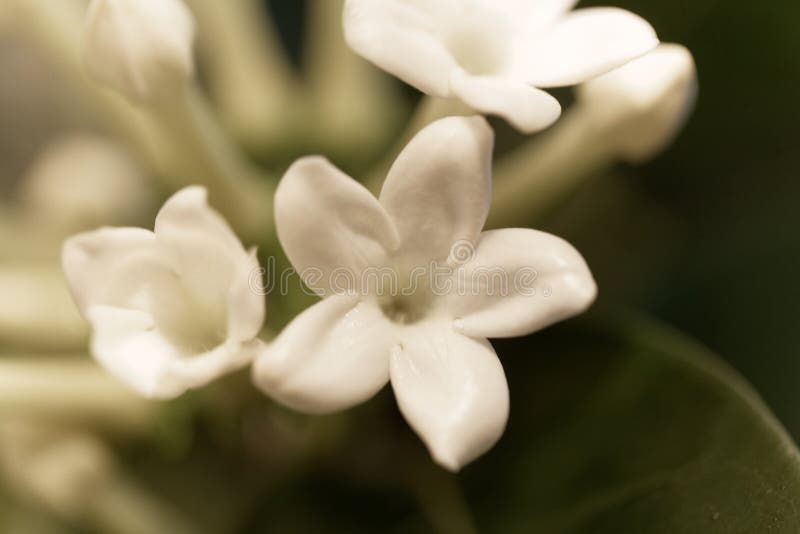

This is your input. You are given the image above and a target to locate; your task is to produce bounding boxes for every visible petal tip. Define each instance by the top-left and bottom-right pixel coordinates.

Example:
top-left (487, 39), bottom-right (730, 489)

top-left (166, 185), bottom-right (208, 208)
top-left (432, 449), bottom-right (463, 472)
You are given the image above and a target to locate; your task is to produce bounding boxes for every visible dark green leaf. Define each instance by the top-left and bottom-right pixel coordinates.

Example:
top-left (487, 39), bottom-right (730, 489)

top-left (465, 315), bottom-right (800, 533)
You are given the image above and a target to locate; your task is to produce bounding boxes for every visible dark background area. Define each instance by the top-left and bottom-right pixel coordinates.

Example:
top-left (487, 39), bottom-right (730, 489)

top-left (592, 0), bottom-right (800, 434)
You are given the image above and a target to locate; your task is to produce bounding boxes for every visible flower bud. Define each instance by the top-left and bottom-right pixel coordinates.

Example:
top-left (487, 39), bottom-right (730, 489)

top-left (83, 0), bottom-right (196, 104)
top-left (0, 421), bottom-right (112, 520)
top-left (20, 134), bottom-right (154, 231)
top-left (577, 43), bottom-right (698, 163)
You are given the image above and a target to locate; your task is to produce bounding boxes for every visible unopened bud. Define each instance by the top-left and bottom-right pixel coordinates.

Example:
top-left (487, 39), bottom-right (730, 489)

top-left (83, 0), bottom-right (196, 104)
top-left (0, 421), bottom-right (113, 520)
top-left (578, 43), bottom-right (698, 163)
top-left (20, 134), bottom-right (154, 231)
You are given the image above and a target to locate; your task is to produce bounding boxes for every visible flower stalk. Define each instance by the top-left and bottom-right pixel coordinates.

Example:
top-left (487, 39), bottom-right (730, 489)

top-left (0, 265), bottom-right (88, 352)
top-left (149, 88), bottom-right (275, 242)
top-left (0, 360), bottom-right (152, 433)
top-left (488, 103), bottom-right (616, 229)
top-left (5, 0), bottom-right (164, 166)
top-left (0, 422), bottom-right (202, 534)
top-left (489, 44), bottom-right (697, 229)
top-left (185, 0), bottom-right (299, 152)
top-left (306, 0), bottom-right (407, 162)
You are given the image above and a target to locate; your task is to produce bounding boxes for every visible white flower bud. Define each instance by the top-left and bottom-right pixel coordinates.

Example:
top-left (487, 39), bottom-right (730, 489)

top-left (577, 43), bottom-right (698, 163)
top-left (20, 134), bottom-right (155, 231)
top-left (83, 0), bottom-right (196, 104)
top-left (0, 421), bottom-right (112, 520)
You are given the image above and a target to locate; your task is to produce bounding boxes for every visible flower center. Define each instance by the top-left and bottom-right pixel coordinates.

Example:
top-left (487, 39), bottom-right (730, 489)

top-left (373, 265), bottom-right (436, 325)
top-left (379, 294), bottom-right (431, 325)
top-left (444, 7), bottom-right (510, 76)
top-left (151, 281), bottom-right (229, 354)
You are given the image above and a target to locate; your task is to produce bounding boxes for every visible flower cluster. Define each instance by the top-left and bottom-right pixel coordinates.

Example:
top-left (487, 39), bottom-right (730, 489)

top-left (57, 0), bottom-right (697, 470)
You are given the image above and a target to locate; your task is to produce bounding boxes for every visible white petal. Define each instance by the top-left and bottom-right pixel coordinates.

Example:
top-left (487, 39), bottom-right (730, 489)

top-left (87, 306), bottom-right (180, 398)
top-left (155, 186), bottom-right (246, 259)
top-left (577, 43), bottom-right (698, 162)
top-left (62, 227), bottom-right (162, 316)
top-left (450, 71), bottom-right (562, 133)
top-left (168, 338), bottom-right (263, 390)
top-left (379, 116), bottom-right (493, 265)
top-left (390, 320), bottom-right (509, 471)
top-left (227, 248), bottom-right (265, 342)
top-left (344, 0), bottom-right (459, 96)
top-left (275, 157), bottom-right (399, 296)
top-left (84, 0), bottom-right (196, 103)
top-left (521, 8), bottom-right (658, 88)
top-left (501, 0), bottom-right (578, 31)
top-left (447, 229), bottom-right (596, 339)
top-left (154, 186), bottom-right (253, 316)
top-left (252, 296), bottom-right (394, 414)
top-left (87, 306), bottom-right (256, 399)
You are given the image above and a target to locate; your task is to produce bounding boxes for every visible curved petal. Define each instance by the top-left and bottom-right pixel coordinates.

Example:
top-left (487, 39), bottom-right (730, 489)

top-left (88, 305), bottom-right (257, 399)
top-left (154, 186), bottom-right (245, 258)
top-left (501, 0), bottom-right (579, 32)
top-left (577, 43), bottom-right (698, 163)
top-left (520, 7), bottom-right (658, 88)
top-left (227, 248), bottom-right (266, 342)
top-left (344, 0), bottom-right (459, 96)
top-left (252, 296), bottom-right (395, 414)
top-left (168, 338), bottom-right (263, 389)
top-left (275, 157), bottom-right (399, 296)
top-left (446, 229), bottom-right (596, 339)
top-left (391, 320), bottom-right (509, 471)
top-left (86, 305), bottom-right (189, 399)
top-left (154, 187), bottom-right (250, 306)
top-left (61, 227), bottom-right (162, 316)
top-left (450, 71), bottom-right (562, 133)
top-left (379, 116), bottom-right (494, 265)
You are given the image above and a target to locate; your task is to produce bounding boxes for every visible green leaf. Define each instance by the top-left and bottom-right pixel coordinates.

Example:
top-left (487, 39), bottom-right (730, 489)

top-left (466, 315), bottom-right (800, 533)
top-left (234, 314), bottom-right (800, 534)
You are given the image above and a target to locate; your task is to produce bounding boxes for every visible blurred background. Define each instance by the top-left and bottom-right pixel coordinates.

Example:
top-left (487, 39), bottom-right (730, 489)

top-left (0, 0), bottom-right (798, 532)
top-left (558, 0), bottom-right (800, 433)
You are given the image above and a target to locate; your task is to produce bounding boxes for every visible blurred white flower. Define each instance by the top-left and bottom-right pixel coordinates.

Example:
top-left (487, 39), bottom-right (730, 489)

top-left (577, 43), bottom-right (698, 162)
top-left (254, 116), bottom-right (596, 470)
top-left (20, 134), bottom-right (155, 231)
top-left (0, 420), bottom-right (112, 521)
top-left (83, 0), bottom-right (196, 104)
top-left (62, 187), bottom-right (265, 399)
top-left (344, 0), bottom-right (658, 133)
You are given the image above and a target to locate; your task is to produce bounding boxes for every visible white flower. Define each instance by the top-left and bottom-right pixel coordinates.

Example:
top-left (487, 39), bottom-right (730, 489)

top-left (577, 43), bottom-right (698, 162)
top-left (62, 187), bottom-right (265, 399)
top-left (253, 116), bottom-right (596, 470)
top-left (344, 0), bottom-right (659, 133)
top-left (0, 420), bottom-right (112, 520)
top-left (83, 0), bottom-right (196, 103)
top-left (20, 134), bottom-right (154, 231)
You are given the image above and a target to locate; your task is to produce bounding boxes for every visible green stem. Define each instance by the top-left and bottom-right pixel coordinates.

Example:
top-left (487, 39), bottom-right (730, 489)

top-left (7, 0), bottom-right (165, 170)
top-left (185, 0), bottom-right (299, 152)
top-left (0, 265), bottom-right (88, 352)
top-left (406, 465), bottom-right (479, 534)
top-left (10, 0), bottom-right (276, 245)
top-left (305, 0), bottom-right (408, 163)
top-left (88, 474), bottom-right (203, 534)
top-left (153, 87), bottom-right (275, 244)
top-left (0, 359), bottom-right (153, 434)
top-left (488, 103), bottom-right (616, 229)
top-left (0, 210), bottom-right (64, 261)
